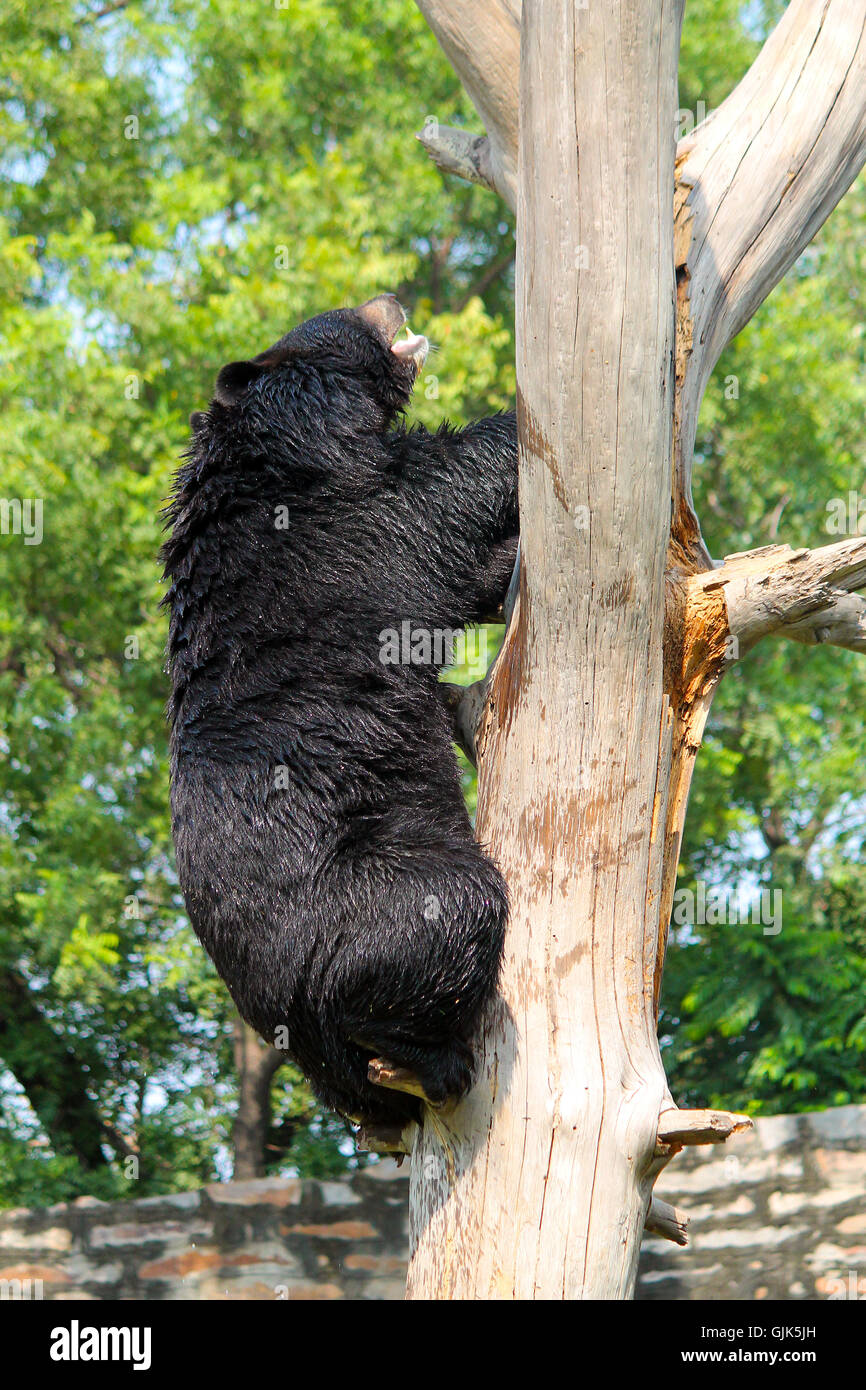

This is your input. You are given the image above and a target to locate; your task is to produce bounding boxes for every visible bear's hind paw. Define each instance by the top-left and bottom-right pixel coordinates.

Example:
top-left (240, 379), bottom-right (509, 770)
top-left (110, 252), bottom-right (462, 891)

top-left (367, 1056), bottom-right (434, 1103)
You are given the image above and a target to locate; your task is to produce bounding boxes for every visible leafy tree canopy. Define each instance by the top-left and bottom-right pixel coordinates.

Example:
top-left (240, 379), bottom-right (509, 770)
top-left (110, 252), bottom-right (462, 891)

top-left (0, 0), bottom-right (862, 1206)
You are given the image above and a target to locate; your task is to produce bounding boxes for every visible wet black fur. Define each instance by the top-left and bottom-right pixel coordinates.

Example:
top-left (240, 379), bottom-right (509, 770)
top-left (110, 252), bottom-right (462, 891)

top-left (162, 303), bottom-right (518, 1125)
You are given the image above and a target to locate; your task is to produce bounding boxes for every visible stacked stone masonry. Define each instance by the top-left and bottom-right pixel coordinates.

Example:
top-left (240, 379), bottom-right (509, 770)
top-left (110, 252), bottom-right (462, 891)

top-left (1, 1104), bottom-right (864, 1300)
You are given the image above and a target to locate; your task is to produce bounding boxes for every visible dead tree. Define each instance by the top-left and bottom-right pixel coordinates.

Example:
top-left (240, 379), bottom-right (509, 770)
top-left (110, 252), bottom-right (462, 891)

top-left (369, 0), bottom-right (866, 1299)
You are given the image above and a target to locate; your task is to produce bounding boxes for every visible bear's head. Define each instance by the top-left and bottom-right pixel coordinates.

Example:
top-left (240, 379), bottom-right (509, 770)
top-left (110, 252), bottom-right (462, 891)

top-left (209, 294), bottom-right (428, 429)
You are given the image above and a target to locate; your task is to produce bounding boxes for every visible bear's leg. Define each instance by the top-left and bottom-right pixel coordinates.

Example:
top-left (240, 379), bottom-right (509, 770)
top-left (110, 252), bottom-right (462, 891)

top-left (336, 858), bottom-right (507, 1110)
top-left (474, 534), bottom-right (519, 622)
top-left (308, 1036), bottom-right (425, 1127)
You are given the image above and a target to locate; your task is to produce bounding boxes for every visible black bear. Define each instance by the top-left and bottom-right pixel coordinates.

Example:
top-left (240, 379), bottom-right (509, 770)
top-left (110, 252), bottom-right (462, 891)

top-left (162, 294), bottom-right (518, 1126)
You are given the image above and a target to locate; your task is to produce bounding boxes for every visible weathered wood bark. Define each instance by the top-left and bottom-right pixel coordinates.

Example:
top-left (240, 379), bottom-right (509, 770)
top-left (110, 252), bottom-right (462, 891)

top-left (399, 0), bottom-right (866, 1299)
top-left (408, 0), bottom-right (682, 1300)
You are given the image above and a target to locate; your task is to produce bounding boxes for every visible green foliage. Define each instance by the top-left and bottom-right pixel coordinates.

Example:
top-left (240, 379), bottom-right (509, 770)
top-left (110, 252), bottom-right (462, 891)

top-left (660, 79), bottom-right (866, 1111)
top-left (0, 0), bottom-right (513, 1206)
top-left (0, 0), bottom-right (863, 1210)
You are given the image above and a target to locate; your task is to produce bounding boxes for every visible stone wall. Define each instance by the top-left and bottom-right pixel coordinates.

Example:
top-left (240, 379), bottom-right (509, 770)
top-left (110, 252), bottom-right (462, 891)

top-left (641, 1104), bottom-right (866, 1300)
top-left (0, 1169), bottom-right (409, 1301)
top-left (1, 1104), bottom-right (864, 1301)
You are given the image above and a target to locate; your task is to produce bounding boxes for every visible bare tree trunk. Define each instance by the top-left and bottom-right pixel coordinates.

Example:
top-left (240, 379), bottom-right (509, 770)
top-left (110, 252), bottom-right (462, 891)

top-left (408, 0), bottom-right (681, 1301)
top-left (231, 1018), bottom-right (284, 1181)
top-left (396, 0), bottom-right (866, 1299)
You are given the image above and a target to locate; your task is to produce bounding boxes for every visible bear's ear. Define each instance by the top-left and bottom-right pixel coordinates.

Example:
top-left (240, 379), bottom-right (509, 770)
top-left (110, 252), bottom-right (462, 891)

top-left (213, 359), bottom-right (266, 407)
top-left (189, 411), bottom-right (208, 433)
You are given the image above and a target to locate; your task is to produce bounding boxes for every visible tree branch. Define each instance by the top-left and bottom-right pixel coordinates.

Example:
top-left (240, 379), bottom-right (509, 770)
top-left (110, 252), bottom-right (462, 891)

top-left (644, 1196), bottom-right (690, 1246)
top-left (657, 1107), bottom-right (753, 1148)
top-left (778, 591), bottom-right (866, 654)
top-left (415, 0), bottom-right (520, 207)
top-left (76, 0), bottom-right (131, 24)
top-left (416, 125), bottom-right (498, 195)
top-left (415, 1), bottom-right (866, 577)
top-left (674, 1), bottom-right (866, 556)
top-left (690, 538), bottom-right (866, 658)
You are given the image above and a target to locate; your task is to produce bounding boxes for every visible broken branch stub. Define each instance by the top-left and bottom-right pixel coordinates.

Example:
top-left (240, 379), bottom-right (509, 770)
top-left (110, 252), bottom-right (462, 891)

top-left (657, 1108), bottom-right (753, 1149)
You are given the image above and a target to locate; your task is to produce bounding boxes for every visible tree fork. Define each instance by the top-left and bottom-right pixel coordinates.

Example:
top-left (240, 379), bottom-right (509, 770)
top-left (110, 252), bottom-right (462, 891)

top-left (407, 0), bottom-right (866, 1299)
